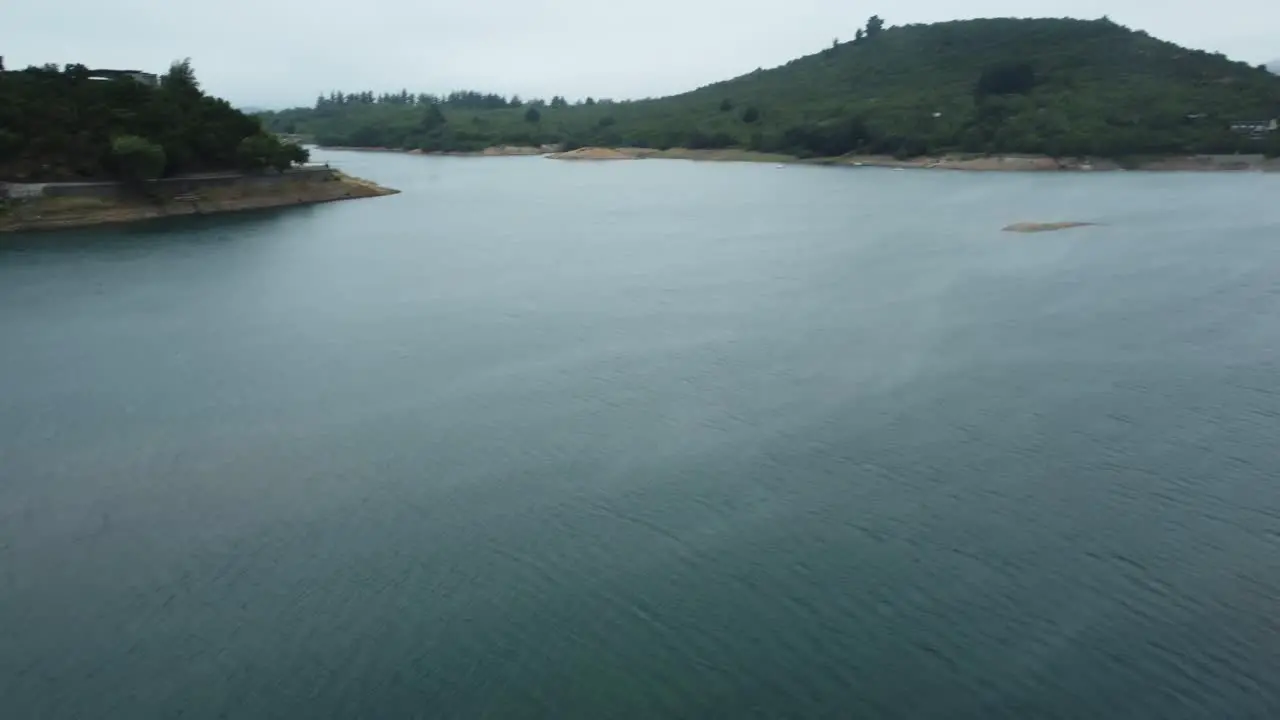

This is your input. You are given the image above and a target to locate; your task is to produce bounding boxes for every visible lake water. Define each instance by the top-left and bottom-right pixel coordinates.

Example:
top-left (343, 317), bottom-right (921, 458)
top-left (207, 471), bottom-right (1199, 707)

top-left (3, 151), bottom-right (1280, 718)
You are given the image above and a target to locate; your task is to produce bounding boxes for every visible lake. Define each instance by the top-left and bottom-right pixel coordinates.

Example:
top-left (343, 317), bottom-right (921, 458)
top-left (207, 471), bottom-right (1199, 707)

top-left (3, 151), bottom-right (1280, 718)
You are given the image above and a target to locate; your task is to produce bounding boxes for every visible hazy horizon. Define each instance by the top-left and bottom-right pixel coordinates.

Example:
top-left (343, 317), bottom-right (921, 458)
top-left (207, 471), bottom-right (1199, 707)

top-left (6, 0), bottom-right (1279, 109)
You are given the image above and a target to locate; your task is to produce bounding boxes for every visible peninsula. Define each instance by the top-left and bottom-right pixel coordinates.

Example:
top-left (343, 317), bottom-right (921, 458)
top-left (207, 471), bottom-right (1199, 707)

top-left (0, 60), bottom-right (396, 232)
top-left (259, 16), bottom-right (1280, 168)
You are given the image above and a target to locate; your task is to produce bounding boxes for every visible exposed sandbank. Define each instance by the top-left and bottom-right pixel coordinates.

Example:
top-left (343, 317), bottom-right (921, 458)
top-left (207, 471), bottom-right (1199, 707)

top-left (1002, 222), bottom-right (1098, 233)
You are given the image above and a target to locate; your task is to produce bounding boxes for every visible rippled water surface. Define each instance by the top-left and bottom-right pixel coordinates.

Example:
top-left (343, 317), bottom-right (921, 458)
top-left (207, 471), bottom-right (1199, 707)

top-left (3, 152), bottom-right (1280, 719)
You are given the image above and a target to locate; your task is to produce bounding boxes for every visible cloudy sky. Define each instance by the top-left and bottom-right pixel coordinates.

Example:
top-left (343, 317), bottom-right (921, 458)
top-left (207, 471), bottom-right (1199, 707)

top-left (5, 0), bottom-right (1278, 108)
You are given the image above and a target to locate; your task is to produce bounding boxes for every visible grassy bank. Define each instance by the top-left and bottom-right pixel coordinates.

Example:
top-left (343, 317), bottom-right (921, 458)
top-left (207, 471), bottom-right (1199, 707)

top-left (0, 172), bottom-right (397, 233)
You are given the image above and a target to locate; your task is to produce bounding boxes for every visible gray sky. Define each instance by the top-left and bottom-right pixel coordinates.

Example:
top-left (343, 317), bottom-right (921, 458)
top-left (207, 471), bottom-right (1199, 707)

top-left (5, 0), bottom-right (1278, 108)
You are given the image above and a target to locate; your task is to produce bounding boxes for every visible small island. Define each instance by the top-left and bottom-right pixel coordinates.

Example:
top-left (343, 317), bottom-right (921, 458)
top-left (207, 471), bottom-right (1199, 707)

top-left (257, 16), bottom-right (1280, 169)
top-left (0, 60), bottom-right (396, 233)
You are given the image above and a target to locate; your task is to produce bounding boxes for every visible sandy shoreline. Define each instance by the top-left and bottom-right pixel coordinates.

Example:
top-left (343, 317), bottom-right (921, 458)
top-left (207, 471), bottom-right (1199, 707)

top-left (325, 144), bottom-right (1278, 172)
top-left (547, 147), bottom-right (1280, 172)
top-left (325, 145), bottom-right (550, 157)
top-left (0, 171), bottom-right (398, 233)
top-left (827, 153), bottom-right (1280, 172)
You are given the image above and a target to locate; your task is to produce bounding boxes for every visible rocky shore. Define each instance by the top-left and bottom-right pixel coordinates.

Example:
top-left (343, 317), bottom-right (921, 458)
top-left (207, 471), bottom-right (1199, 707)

top-left (0, 170), bottom-right (397, 233)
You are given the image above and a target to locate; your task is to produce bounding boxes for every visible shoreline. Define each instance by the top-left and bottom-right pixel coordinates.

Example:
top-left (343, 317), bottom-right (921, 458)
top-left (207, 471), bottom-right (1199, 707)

top-left (550, 147), bottom-right (1280, 172)
top-left (0, 170), bottom-right (398, 233)
top-left (323, 144), bottom-right (1280, 172)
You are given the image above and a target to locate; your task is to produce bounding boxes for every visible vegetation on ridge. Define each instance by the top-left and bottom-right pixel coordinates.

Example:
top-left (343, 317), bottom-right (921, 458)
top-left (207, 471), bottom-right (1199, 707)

top-left (259, 16), bottom-right (1280, 159)
top-left (0, 59), bottom-right (309, 182)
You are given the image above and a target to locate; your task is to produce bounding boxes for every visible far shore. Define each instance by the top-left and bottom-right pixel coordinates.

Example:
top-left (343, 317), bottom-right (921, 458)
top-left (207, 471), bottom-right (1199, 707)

top-left (0, 170), bottom-right (398, 233)
top-left (321, 144), bottom-right (1280, 172)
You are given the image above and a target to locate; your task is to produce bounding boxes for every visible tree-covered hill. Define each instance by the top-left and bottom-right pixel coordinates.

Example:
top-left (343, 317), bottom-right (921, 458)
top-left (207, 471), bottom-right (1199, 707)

top-left (260, 16), bottom-right (1280, 159)
top-left (0, 60), bottom-right (307, 182)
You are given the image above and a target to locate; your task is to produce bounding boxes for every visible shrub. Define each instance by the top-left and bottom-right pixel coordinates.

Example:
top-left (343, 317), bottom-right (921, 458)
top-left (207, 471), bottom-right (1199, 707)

top-left (110, 135), bottom-right (166, 182)
top-left (235, 134), bottom-right (277, 172)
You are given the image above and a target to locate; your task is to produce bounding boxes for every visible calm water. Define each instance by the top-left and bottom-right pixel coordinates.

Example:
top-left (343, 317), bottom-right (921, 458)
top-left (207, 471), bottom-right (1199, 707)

top-left (3, 152), bottom-right (1280, 719)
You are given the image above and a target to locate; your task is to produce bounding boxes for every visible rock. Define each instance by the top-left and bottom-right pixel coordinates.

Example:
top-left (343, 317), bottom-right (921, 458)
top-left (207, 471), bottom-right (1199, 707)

top-left (480, 146), bottom-right (544, 156)
top-left (545, 147), bottom-right (638, 160)
top-left (1002, 221), bottom-right (1096, 233)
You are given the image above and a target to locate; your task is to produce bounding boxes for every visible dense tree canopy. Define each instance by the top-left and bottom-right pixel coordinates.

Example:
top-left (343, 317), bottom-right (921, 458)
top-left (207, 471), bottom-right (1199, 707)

top-left (110, 135), bottom-right (167, 183)
top-left (258, 17), bottom-right (1280, 159)
top-left (0, 60), bottom-right (309, 181)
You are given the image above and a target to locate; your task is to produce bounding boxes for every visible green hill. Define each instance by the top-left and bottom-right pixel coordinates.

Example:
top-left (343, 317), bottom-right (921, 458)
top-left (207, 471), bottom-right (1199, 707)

top-left (0, 61), bottom-right (308, 182)
top-left (260, 17), bottom-right (1280, 159)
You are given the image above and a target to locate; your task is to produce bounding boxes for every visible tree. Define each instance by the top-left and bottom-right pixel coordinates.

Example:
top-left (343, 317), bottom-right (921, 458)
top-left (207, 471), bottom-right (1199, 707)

top-left (162, 58), bottom-right (200, 97)
top-left (976, 62), bottom-right (1036, 99)
top-left (866, 15), bottom-right (885, 38)
top-left (719, 98), bottom-right (734, 112)
top-left (271, 141), bottom-right (310, 171)
top-left (420, 102), bottom-right (446, 132)
top-left (742, 106), bottom-right (760, 123)
top-left (1263, 132), bottom-right (1280, 159)
top-left (773, 116), bottom-right (873, 157)
top-left (550, 96), bottom-right (568, 109)
top-left (524, 107), bottom-right (541, 123)
top-left (0, 129), bottom-right (22, 162)
top-left (63, 63), bottom-right (90, 82)
top-left (855, 28), bottom-right (865, 43)
top-left (111, 135), bottom-right (166, 182)
top-left (236, 134), bottom-right (278, 171)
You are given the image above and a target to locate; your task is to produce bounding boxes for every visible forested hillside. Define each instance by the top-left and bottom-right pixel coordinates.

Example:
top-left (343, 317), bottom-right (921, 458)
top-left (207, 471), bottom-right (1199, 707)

top-left (0, 60), bottom-right (307, 182)
top-left (259, 16), bottom-right (1280, 159)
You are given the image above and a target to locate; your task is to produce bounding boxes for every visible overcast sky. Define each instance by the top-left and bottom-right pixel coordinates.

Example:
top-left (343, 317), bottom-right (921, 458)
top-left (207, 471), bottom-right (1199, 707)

top-left (5, 0), bottom-right (1278, 108)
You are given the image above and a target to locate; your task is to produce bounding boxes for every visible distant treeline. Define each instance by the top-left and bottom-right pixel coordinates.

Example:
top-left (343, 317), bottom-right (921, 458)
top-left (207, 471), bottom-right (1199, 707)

top-left (317, 90), bottom-right (519, 110)
top-left (0, 60), bottom-right (308, 182)
top-left (259, 16), bottom-right (1280, 159)
top-left (312, 90), bottom-right (616, 111)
